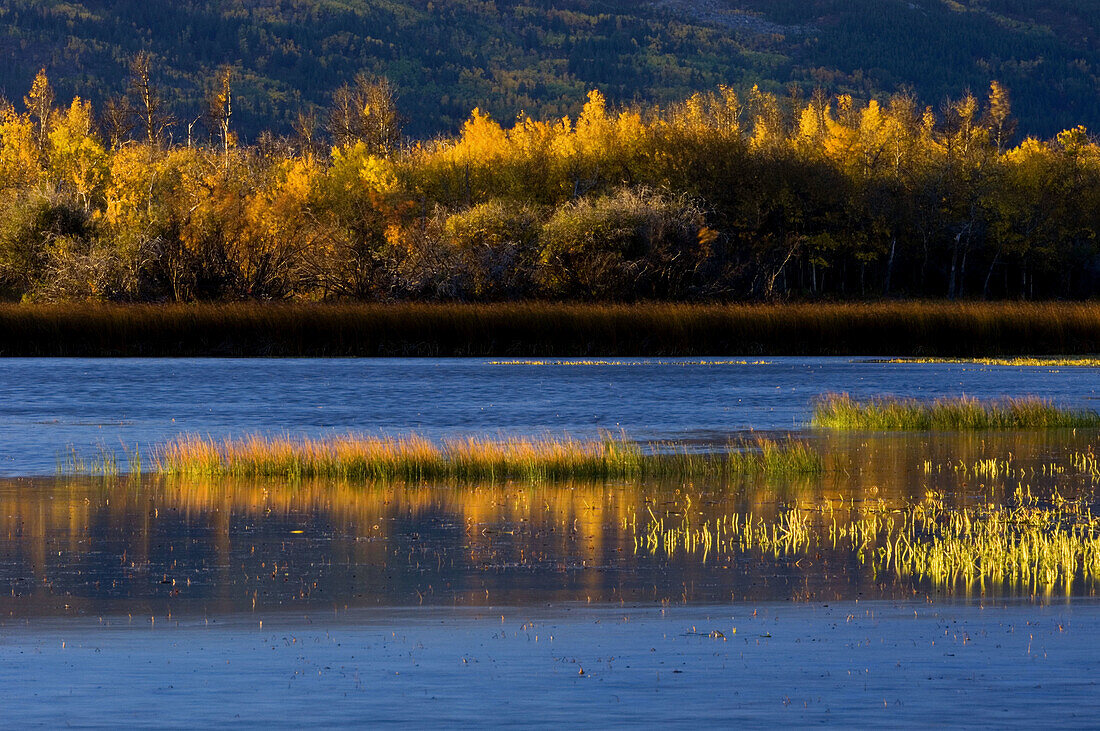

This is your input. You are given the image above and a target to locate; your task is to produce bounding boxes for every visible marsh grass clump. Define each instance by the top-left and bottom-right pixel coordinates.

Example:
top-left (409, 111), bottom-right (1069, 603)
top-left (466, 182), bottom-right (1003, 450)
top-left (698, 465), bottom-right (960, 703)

top-left (738, 438), bottom-right (823, 475)
top-left (156, 433), bottom-right (646, 481)
top-left (57, 445), bottom-right (121, 477)
top-left (812, 393), bottom-right (1100, 430)
top-left (153, 433), bottom-right (823, 482)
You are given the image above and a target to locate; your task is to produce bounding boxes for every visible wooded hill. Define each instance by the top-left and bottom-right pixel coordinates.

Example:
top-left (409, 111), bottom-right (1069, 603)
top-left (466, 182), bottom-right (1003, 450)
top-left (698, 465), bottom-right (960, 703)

top-left (1, 0), bottom-right (1098, 140)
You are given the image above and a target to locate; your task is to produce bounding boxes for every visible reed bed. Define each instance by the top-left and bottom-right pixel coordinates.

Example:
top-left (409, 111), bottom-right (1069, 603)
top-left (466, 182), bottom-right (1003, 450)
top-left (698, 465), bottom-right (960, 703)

top-left (153, 433), bottom-right (824, 482)
top-left (812, 393), bottom-right (1100, 430)
top-left (1, 301), bottom-right (1099, 356)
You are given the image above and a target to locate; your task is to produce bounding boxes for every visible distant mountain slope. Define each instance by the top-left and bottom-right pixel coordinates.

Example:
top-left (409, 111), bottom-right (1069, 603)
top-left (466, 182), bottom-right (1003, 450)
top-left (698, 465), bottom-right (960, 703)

top-left (0, 0), bottom-right (1097, 139)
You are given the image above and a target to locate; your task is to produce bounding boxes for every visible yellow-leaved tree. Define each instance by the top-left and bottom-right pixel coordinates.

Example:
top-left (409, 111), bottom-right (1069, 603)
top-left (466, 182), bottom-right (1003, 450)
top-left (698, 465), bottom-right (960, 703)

top-left (0, 104), bottom-right (41, 191)
top-left (48, 98), bottom-right (109, 211)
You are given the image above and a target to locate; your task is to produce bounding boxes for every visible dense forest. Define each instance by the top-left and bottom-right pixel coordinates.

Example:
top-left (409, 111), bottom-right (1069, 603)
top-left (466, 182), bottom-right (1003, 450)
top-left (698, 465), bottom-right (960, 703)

top-left (1, 1), bottom-right (1099, 139)
top-left (1, 64), bottom-right (1098, 303)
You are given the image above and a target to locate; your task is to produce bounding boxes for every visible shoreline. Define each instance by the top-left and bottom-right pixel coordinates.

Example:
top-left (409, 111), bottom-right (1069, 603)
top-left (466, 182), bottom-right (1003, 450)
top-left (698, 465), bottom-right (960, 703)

top-left (2, 301), bottom-right (1099, 357)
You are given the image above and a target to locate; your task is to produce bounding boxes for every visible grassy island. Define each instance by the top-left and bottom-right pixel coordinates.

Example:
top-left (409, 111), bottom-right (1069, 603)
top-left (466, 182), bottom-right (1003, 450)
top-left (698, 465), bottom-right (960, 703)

top-left (153, 433), bottom-right (823, 482)
top-left (812, 394), bottom-right (1100, 431)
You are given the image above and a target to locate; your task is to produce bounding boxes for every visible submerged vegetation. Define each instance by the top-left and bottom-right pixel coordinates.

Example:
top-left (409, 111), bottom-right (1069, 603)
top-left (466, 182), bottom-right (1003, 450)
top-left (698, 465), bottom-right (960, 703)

top-left (1, 65), bottom-right (1100, 305)
top-left (924, 449), bottom-right (1100, 484)
top-left (639, 488), bottom-right (1100, 594)
top-left (812, 394), bottom-right (1100, 431)
top-left (152, 433), bottom-right (823, 482)
top-left (4, 301), bottom-right (1100, 356)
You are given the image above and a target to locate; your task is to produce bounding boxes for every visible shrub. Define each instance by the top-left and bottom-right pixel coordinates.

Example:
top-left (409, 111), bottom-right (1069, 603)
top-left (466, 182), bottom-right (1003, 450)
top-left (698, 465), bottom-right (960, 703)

top-left (0, 189), bottom-right (91, 298)
top-left (537, 187), bottom-right (712, 300)
top-left (443, 200), bottom-right (542, 299)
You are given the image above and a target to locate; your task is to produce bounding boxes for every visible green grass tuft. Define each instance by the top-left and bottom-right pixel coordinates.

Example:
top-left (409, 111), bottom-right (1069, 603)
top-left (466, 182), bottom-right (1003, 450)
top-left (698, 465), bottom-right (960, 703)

top-left (812, 393), bottom-right (1100, 430)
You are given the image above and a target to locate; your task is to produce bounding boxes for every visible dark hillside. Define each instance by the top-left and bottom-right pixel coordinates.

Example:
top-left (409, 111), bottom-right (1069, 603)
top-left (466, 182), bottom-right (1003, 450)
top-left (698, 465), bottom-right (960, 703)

top-left (1, 1), bottom-right (1097, 139)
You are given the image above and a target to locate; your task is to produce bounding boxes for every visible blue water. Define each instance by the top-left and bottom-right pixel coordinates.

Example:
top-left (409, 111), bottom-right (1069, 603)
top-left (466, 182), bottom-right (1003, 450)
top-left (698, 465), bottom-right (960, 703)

top-left (3, 602), bottom-right (1096, 727)
top-left (2, 356), bottom-right (1100, 725)
top-left (1, 357), bottom-right (1097, 476)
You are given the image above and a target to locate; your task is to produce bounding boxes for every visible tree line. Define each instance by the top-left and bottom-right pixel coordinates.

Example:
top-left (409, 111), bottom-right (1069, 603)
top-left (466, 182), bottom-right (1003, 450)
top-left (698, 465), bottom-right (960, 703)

top-left (0, 66), bottom-right (1097, 302)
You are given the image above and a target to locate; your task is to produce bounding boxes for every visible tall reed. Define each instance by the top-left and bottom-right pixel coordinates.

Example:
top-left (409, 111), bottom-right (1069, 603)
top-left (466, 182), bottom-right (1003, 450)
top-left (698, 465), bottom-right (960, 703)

top-left (154, 433), bottom-right (823, 482)
top-left (1, 301), bottom-right (1098, 356)
top-left (812, 394), bottom-right (1100, 430)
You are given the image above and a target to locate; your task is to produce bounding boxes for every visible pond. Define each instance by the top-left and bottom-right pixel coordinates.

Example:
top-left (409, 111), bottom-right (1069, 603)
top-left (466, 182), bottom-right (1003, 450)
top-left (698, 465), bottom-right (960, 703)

top-left (1, 357), bottom-right (1099, 724)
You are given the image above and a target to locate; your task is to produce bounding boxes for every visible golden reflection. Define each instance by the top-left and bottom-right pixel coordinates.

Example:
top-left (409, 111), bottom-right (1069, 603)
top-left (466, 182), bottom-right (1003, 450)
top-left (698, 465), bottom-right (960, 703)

top-left (0, 430), bottom-right (1097, 607)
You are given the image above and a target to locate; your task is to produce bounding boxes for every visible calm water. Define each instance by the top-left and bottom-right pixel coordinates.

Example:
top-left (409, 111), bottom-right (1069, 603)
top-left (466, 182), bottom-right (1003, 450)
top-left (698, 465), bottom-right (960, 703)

top-left (2, 434), bottom-right (1100, 725)
top-left (3, 431), bottom-right (1100, 618)
top-left (5, 603), bottom-right (1098, 726)
top-left (2, 357), bottom-right (1100, 725)
top-left (0, 357), bottom-right (1097, 476)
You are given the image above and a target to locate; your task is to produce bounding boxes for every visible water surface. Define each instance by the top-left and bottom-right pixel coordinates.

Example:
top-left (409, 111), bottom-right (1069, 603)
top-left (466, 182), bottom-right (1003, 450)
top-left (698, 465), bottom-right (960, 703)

top-left (3, 357), bottom-right (1100, 725)
top-left (1, 356), bottom-right (1097, 476)
top-left (4, 602), bottom-right (1096, 727)
top-left (3, 430), bottom-right (1099, 618)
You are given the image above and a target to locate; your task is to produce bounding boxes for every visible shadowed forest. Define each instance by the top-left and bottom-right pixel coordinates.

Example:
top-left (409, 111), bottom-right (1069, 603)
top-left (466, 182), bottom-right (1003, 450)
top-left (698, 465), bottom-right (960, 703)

top-left (5, 0), bottom-right (1100, 139)
top-left (1, 66), bottom-right (1098, 303)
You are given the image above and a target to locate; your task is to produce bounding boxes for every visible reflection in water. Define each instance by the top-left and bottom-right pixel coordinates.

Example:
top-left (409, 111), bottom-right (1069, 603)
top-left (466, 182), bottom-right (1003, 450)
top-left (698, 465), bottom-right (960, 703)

top-left (1, 431), bottom-right (1098, 618)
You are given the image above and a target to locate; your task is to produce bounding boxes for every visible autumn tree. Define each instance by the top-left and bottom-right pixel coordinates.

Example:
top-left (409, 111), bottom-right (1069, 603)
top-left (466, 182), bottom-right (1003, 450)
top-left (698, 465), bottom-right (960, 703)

top-left (23, 69), bottom-right (54, 159)
top-left (48, 98), bottom-right (108, 211)
top-left (205, 66), bottom-right (234, 161)
top-left (101, 95), bottom-right (135, 149)
top-left (0, 101), bottom-right (41, 190)
top-left (986, 81), bottom-right (1017, 155)
top-left (129, 51), bottom-right (172, 148)
top-left (327, 74), bottom-right (402, 154)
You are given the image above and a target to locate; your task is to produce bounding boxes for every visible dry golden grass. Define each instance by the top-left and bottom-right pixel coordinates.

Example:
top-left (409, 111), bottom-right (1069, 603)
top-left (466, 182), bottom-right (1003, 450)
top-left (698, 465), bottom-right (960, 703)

top-left (153, 433), bottom-right (823, 481)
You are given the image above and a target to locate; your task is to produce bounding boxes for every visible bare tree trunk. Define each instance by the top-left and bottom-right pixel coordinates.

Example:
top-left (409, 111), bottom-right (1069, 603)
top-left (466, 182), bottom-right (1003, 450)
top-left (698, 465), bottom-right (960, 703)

top-left (883, 237), bottom-right (896, 295)
top-left (920, 237), bottom-right (930, 295)
top-left (765, 239), bottom-right (799, 299)
top-left (957, 245), bottom-right (968, 299)
top-left (948, 233), bottom-right (960, 299)
top-left (982, 250), bottom-right (1000, 300)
